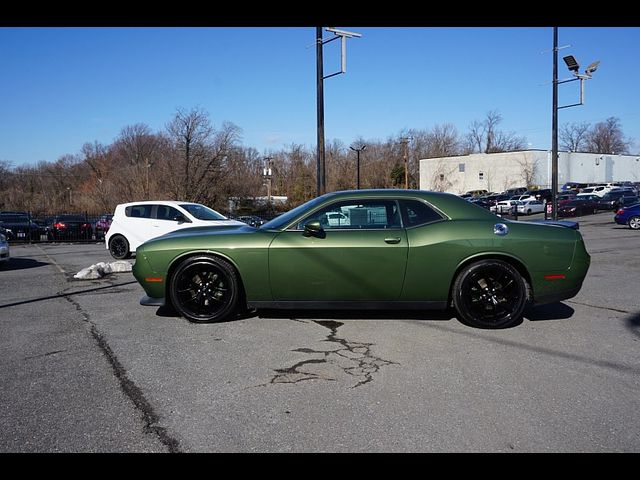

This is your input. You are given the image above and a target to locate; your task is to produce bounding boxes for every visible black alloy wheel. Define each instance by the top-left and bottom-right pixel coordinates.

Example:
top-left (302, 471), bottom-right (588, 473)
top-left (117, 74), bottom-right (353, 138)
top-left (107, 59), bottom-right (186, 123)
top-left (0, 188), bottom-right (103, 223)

top-left (109, 234), bottom-right (130, 259)
top-left (169, 256), bottom-right (240, 323)
top-left (453, 259), bottom-right (529, 329)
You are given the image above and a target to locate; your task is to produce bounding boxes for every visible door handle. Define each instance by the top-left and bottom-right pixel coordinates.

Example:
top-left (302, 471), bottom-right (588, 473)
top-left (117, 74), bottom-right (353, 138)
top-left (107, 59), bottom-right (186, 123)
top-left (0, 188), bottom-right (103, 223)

top-left (384, 237), bottom-right (401, 244)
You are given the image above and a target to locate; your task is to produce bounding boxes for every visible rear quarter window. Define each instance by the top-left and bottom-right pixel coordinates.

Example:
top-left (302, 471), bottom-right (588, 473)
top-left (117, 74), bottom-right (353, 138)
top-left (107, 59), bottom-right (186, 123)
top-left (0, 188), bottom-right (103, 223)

top-left (125, 205), bottom-right (153, 219)
top-left (399, 199), bottom-right (444, 227)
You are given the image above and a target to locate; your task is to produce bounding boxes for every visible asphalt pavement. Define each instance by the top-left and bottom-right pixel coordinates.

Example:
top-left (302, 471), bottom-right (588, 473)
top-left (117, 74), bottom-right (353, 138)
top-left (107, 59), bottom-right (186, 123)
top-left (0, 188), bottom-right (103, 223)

top-left (0, 211), bottom-right (638, 452)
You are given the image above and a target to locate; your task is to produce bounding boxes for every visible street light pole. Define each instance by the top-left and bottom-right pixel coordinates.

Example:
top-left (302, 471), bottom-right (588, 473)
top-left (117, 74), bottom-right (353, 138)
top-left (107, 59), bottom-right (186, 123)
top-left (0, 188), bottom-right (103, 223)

top-left (550, 27), bottom-right (599, 220)
top-left (350, 144), bottom-right (366, 189)
top-left (316, 27), bottom-right (325, 197)
top-left (263, 157), bottom-right (273, 204)
top-left (552, 27), bottom-right (559, 220)
top-left (315, 27), bottom-right (362, 197)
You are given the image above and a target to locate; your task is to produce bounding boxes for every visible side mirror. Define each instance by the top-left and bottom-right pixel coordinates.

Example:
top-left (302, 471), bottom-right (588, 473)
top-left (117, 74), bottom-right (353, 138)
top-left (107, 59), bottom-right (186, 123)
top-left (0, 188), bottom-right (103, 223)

top-left (173, 214), bottom-right (191, 223)
top-left (303, 220), bottom-right (325, 238)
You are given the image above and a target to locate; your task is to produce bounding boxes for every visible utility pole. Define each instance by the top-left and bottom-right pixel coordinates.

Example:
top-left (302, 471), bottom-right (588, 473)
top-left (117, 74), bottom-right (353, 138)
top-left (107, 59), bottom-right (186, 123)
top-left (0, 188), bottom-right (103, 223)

top-left (400, 137), bottom-right (411, 189)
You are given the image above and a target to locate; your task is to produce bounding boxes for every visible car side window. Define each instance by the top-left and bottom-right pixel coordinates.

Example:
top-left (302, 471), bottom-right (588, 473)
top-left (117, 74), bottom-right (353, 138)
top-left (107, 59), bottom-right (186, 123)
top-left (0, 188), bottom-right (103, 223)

top-left (295, 199), bottom-right (401, 230)
top-left (125, 205), bottom-right (152, 218)
top-left (399, 199), bottom-right (444, 227)
top-left (155, 205), bottom-right (181, 221)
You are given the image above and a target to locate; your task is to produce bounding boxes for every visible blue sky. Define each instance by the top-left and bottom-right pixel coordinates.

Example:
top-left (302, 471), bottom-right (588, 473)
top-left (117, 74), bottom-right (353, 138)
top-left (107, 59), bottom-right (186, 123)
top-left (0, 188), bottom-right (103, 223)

top-left (1, 26), bottom-right (639, 167)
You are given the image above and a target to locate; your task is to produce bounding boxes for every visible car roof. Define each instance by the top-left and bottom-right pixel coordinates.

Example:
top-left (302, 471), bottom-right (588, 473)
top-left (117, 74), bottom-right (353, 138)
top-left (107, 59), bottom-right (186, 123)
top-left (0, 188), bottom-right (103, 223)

top-left (116, 200), bottom-right (194, 207)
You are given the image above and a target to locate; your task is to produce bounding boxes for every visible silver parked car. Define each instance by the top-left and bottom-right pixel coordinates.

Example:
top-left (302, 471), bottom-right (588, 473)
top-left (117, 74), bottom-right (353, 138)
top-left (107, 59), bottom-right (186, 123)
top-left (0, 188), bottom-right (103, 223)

top-left (0, 228), bottom-right (10, 266)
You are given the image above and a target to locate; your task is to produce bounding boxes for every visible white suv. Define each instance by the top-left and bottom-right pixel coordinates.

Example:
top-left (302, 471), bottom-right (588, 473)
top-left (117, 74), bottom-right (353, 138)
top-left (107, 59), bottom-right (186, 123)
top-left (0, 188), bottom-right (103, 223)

top-left (577, 185), bottom-right (611, 198)
top-left (105, 201), bottom-right (245, 259)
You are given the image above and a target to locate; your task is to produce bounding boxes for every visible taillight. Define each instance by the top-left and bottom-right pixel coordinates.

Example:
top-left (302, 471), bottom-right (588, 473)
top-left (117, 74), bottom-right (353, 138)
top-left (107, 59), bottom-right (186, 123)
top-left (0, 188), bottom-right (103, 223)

top-left (54, 222), bottom-right (66, 229)
top-left (82, 223), bottom-right (91, 228)
top-left (616, 209), bottom-right (624, 215)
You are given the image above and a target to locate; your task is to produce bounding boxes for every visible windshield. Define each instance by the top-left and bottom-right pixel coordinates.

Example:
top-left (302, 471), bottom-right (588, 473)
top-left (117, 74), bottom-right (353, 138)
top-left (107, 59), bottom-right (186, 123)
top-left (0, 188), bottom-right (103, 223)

top-left (58, 215), bottom-right (86, 221)
top-left (260, 195), bottom-right (329, 230)
top-left (0, 215), bottom-right (29, 223)
top-left (179, 204), bottom-right (227, 221)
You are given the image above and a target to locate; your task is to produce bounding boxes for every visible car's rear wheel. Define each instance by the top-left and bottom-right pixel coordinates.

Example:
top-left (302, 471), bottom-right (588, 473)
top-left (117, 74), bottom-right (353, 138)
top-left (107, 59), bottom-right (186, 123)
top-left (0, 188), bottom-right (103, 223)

top-left (169, 255), bottom-right (240, 323)
top-left (452, 259), bottom-right (529, 329)
top-left (629, 216), bottom-right (640, 230)
top-left (109, 234), bottom-right (131, 259)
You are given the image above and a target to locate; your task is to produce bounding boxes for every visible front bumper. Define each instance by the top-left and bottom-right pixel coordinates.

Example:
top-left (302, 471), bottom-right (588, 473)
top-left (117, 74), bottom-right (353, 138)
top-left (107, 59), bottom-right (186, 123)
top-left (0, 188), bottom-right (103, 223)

top-left (140, 295), bottom-right (165, 307)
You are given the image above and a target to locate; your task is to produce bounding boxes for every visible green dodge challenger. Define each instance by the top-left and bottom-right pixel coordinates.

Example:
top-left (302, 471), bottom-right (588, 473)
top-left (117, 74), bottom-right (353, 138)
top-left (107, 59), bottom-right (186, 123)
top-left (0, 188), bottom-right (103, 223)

top-left (132, 190), bottom-right (590, 329)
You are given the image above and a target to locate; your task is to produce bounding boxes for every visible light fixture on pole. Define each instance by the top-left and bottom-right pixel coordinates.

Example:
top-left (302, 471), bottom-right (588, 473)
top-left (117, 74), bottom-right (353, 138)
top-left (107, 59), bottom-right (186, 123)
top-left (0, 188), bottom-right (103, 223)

top-left (262, 156), bottom-right (273, 204)
top-left (350, 144), bottom-right (366, 189)
top-left (551, 28), bottom-right (599, 220)
top-left (316, 27), bottom-right (362, 196)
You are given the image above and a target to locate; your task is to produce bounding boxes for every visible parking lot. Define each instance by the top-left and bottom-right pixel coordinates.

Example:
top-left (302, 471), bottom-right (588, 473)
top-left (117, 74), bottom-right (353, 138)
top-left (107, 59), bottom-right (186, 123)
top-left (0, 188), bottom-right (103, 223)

top-left (0, 211), bottom-right (639, 452)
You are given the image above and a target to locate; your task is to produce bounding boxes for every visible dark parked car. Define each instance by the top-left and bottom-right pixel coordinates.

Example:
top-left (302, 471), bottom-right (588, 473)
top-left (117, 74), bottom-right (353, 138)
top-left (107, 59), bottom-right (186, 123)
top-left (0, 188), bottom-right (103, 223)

top-left (484, 194), bottom-right (510, 208)
top-left (595, 192), bottom-right (639, 211)
top-left (94, 214), bottom-right (114, 240)
top-left (614, 203), bottom-right (640, 230)
top-left (0, 213), bottom-right (40, 241)
top-left (237, 215), bottom-right (266, 227)
top-left (557, 197), bottom-right (600, 217)
top-left (48, 214), bottom-right (93, 241)
top-left (527, 189), bottom-right (553, 203)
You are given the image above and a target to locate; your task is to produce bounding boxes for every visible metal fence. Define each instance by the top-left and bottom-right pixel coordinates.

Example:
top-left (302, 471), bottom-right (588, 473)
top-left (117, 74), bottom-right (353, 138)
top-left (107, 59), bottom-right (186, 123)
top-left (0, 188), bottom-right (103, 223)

top-left (0, 211), bottom-right (282, 244)
top-left (0, 212), bottom-right (106, 244)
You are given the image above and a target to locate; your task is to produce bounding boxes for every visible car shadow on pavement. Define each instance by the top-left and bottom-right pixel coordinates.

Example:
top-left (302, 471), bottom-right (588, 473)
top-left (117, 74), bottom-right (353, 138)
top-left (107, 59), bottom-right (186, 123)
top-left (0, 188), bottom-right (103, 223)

top-left (0, 257), bottom-right (49, 271)
top-left (154, 305), bottom-right (456, 322)
top-left (523, 302), bottom-right (575, 322)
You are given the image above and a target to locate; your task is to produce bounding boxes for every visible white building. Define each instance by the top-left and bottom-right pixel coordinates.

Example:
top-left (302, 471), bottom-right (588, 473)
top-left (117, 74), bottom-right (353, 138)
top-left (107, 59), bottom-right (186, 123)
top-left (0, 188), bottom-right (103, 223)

top-left (419, 150), bottom-right (640, 194)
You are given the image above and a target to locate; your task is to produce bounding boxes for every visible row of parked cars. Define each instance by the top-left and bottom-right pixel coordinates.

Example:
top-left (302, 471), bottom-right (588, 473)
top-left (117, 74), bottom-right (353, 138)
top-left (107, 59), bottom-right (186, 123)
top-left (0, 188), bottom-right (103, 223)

top-left (0, 212), bottom-right (114, 242)
top-left (463, 184), bottom-right (639, 218)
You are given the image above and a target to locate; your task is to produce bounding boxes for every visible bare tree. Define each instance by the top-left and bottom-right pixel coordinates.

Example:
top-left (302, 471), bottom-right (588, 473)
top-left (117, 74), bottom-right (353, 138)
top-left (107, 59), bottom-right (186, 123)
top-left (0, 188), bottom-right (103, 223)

top-left (464, 110), bottom-right (526, 154)
top-left (560, 122), bottom-right (591, 152)
top-left (163, 108), bottom-right (241, 206)
top-left (585, 117), bottom-right (632, 154)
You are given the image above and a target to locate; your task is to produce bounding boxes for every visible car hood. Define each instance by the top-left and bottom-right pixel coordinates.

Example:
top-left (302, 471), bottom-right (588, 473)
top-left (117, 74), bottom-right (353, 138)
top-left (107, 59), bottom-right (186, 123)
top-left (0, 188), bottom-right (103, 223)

top-left (156, 224), bottom-right (253, 240)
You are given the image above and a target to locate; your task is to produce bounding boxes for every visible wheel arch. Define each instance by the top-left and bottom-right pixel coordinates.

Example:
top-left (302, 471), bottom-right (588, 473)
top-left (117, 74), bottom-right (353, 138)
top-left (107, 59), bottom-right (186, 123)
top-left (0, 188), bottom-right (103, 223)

top-left (448, 253), bottom-right (533, 306)
top-left (164, 250), bottom-right (247, 309)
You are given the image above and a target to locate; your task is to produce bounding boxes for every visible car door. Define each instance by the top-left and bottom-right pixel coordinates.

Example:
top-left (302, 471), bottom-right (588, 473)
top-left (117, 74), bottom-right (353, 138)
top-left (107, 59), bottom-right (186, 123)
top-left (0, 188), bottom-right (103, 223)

top-left (268, 198), bottom-right (408, 301)
top-left (151, 204), bottom-right (189, 238)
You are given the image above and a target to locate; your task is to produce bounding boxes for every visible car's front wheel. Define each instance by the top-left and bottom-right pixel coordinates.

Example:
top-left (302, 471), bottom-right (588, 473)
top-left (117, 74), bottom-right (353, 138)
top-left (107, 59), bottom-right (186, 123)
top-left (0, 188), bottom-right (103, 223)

top-left (629, 216), bottom-right (640, 230)
top-left (108, 234), bottom-right (131, 259)
top-left (169, 255), bottom-right (240, 323)
top-left (452, 259), bottom-right (529, 329)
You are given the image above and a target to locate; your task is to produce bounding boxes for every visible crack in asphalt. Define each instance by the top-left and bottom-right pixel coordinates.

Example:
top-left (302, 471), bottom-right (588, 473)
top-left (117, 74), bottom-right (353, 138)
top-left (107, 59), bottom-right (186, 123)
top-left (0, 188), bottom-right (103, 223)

top-left (566, 300), bottom-right (631, 314)
top-left (259, 320), bottom-right (398, 389)
top-left (34, 244), bottom-right (181, 452)
top-left (59, 289), bottom-right (182, 453)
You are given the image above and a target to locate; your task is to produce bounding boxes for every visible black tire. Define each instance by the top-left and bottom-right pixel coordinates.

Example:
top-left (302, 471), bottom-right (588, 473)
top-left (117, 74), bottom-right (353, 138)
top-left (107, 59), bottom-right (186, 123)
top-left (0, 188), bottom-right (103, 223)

top-left (169, 255), bottom-right (240, 323)
top-left (452, 259), bottom-right (529, 329)
top-left (109, 234), bottom-right (131, 259)
top-left (629, 216), bottom-right (640, 230)
top-left (526, 209), bottom-right (532, 215)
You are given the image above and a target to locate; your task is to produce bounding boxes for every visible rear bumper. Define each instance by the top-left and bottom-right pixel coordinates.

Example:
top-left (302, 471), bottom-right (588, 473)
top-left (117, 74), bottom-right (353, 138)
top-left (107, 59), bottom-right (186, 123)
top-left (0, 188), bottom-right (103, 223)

top-left (533, 284), bottom-right (582, 306)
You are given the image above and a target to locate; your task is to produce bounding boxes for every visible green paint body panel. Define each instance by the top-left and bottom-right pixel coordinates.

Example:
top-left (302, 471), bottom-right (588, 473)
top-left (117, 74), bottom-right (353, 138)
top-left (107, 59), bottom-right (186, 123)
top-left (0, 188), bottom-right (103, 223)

top-left (132, 190), bottom-right (590, 309)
